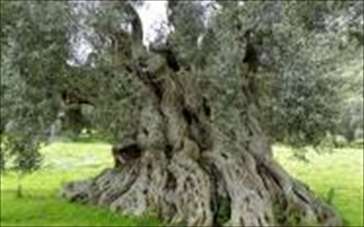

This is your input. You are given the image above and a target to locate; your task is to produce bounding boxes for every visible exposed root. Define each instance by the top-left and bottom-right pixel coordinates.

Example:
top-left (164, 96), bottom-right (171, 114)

top-left (61, 140), bottom-right (341, 227)
top-left (61, 68), bottom-right (341, 226)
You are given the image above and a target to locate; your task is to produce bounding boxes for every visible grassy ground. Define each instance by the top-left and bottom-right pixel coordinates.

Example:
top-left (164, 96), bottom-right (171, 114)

top-left (0, 142), bottom-right (161, 226)
top-left (274, 145), bottom-right (363, 227)
top-left (1, 142), bottom-right (363, 226)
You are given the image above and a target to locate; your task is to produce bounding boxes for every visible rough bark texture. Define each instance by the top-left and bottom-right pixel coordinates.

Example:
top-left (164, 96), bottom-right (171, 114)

top-left (61, 53), bottom-right (342, 226)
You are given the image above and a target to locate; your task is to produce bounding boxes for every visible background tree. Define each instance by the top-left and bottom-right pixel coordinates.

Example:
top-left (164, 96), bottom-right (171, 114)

top-left (1, 1), bottom-right (71, 171)
top-left (1, 1), bottom-right (363, 226)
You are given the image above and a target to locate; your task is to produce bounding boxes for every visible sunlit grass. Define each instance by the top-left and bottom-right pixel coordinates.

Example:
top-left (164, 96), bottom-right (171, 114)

top-left (1, 142), bottom-right (161, 226)
top-left (274, 145), bottom-right (363, 227)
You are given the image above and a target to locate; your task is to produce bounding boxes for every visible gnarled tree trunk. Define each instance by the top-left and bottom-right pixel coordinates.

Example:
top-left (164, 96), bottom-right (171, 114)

top-left (60, 4), bottom-right (342, 221)
top-left (61, 56), bottom-right (341, 226)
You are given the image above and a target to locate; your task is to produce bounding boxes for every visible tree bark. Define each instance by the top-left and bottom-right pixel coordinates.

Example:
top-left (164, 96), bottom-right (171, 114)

top-left (61, 54), bottom-right (342, 227)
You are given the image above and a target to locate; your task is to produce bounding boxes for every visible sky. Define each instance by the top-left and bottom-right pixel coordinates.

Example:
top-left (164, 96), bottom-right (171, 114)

top-left (68, 0), bottom-right (220, 66)
top-left (68, 1), bottom-right (169, 65)
top-left (134, 1), bottom-right (170, 47)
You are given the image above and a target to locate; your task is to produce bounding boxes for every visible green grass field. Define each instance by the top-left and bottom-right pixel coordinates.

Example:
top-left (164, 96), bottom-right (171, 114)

top-left (1, 142), bottom-right (363, 226)
top-left (274, 145), bottom-right (363, 227)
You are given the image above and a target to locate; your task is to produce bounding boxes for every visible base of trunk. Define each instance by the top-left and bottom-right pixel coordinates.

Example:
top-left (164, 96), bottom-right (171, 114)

top-left (61, 141), bottom-right (341, 227)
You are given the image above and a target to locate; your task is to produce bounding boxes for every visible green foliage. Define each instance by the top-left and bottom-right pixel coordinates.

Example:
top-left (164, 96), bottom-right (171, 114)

top-left (2, 136), bottom-right (42, 173)
top-left (1, 1), bottom-right (363, 170)
top-left (168, 2), bottom-right (206, 65)
top-left (1, 1), bottom-right (70, 172)
top-left (252, 1), bottom-right (363, 146)
top-left (0, 1), bottom-right (145, 170)
top-left (171, 1), bottom-right (363, 146)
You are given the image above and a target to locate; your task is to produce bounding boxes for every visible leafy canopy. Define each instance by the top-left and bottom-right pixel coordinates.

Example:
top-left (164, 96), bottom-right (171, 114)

top-left (0, 1), bottom-right (362, 171)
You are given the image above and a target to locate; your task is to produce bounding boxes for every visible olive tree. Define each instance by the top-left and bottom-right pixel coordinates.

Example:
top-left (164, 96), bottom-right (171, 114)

top-left (1, 1), bottom-right (362, 226)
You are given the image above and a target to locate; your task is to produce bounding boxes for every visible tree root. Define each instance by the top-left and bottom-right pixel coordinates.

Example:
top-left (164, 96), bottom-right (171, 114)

top-left (61, 141), bottom-right (341, 227)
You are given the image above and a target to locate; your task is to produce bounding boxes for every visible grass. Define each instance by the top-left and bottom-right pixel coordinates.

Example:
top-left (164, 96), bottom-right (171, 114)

top-left (0, 193), bottom-right (160, 226)
top-left (1, 142), bottom-right (161, 227)
top-left (1, 142), bottom-right (363, 226)
top-left (274, 145), bottom-right (363, 227)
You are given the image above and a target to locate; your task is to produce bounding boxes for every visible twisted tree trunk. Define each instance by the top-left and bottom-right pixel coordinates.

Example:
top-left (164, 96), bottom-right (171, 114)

top-left (61, 52), bottom-right (341, 226)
